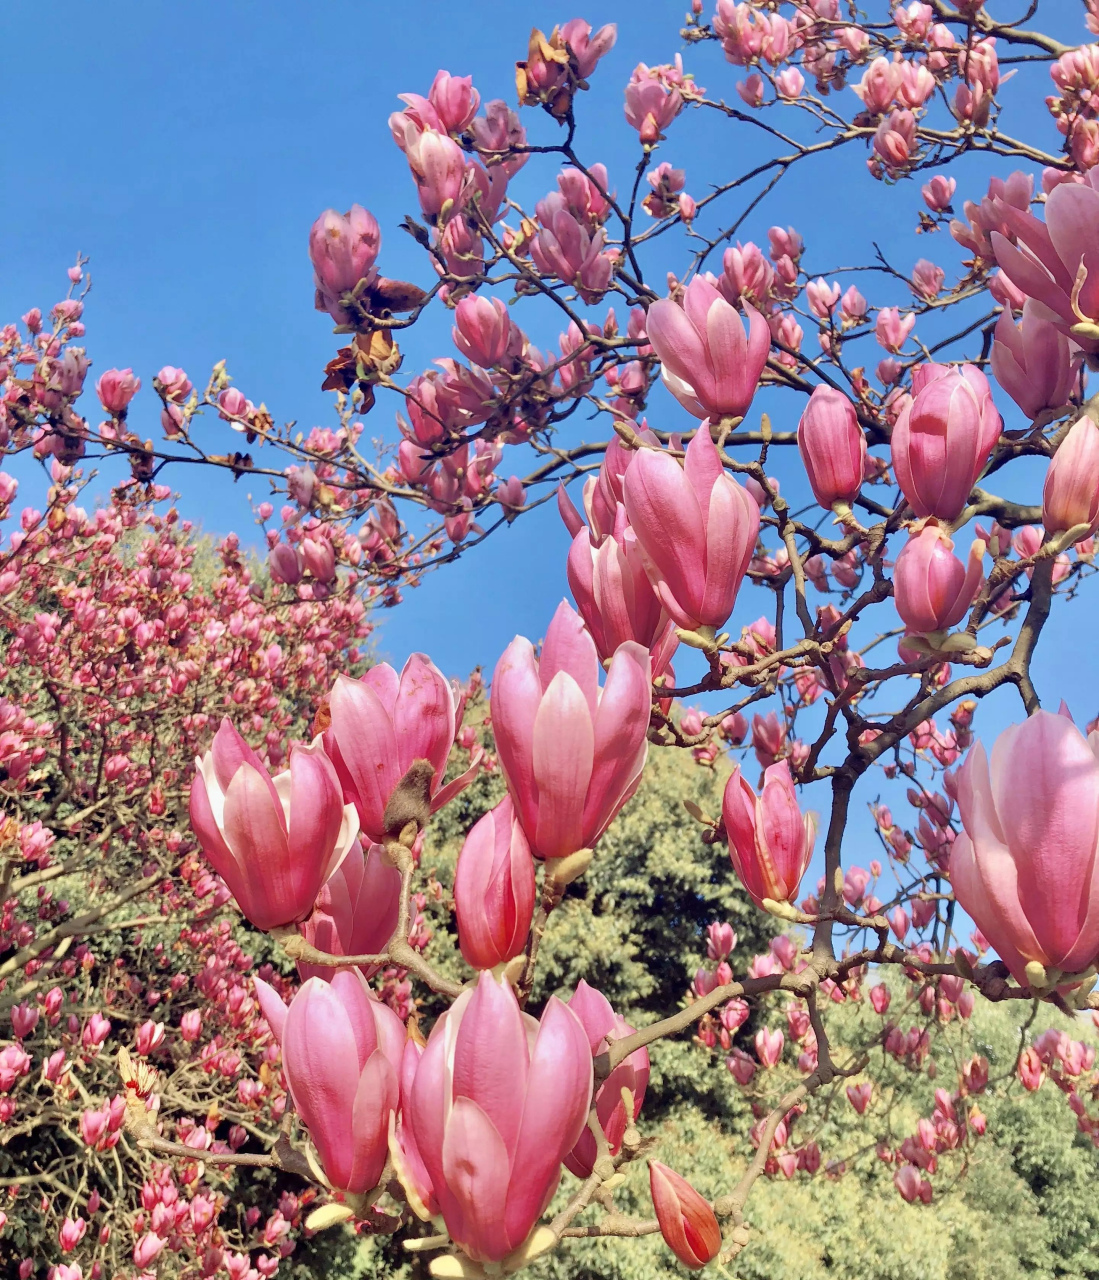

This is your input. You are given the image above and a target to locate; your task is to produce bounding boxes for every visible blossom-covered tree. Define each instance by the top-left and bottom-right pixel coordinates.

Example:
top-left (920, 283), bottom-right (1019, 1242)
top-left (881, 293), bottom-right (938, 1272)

top-left (5, 2), bottom-right (1099, 1277)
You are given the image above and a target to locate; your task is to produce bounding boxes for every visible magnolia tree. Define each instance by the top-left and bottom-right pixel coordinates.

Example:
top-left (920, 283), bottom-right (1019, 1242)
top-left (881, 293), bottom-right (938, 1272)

top-left (5, 0), bottom-right (1099, 1276)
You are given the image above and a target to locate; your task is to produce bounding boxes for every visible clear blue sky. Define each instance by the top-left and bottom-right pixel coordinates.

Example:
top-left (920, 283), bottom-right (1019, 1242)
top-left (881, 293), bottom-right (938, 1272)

top-left (2, 1), bottom-right (1092, 787)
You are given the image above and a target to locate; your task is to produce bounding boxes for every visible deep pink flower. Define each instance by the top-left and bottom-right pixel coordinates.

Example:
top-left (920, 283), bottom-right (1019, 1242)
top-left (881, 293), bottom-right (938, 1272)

top-left (1043, 417), bottom-right (1099, 537)
top-left (891, 364), bottom-right (1002, 521)
top-left (797, 386), bottom-right (867, 510)
top-left (490, 601), bottom-right (650, 862)
top-left (254, 970), bottom-right (402, 1193)
top-left (566, 506), bottom-right (678, 675)
top-left (622, 425), bottom-right (760, 634)
top-left (991, 304), bottom-right (1078, 420)
top-left (722, 762), bottom-right (817, 908)
top-left (408, 971), bottom-right (592, 1263)
top-left (649, 1162), bottom-right (722, 1270)
top-left (645, 276), bottom-right (770, 421)
top-left (991, 167), bottom-right (1099, 351)
top-left (324, 654), bottom-right (481, 845)
top-left (297, 840), bottom-right (401, 981)
top-left (893, 523), bottom-right (985, 635)
top-left (452, 294), bottom-right (512, 367)
top-left (309, 205), bottom-right (381, 324)
top-left (96, 369), bottom-right (140, 415)
top-left (190, 718), bottom-right (358, 932)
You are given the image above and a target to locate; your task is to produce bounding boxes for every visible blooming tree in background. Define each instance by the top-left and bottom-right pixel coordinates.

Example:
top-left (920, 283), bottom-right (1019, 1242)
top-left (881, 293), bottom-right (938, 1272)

top-left (5, 0), bottom-right (1099, 1276)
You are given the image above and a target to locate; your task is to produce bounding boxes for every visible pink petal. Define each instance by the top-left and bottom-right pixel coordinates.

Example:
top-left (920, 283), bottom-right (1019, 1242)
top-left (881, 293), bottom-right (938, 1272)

top-left (346, 1050), bottom-right (398, 1193)
top-left (442, 1098), bottom-right (514, 1262)
top-left (539, 600), bottom-right (599, 717)
top-left (328, 674), bottom-right (401, 841)
top-left (253, 977), bottom-right (288, 1044)
top-left (507, 997), bottom-right (593, 1246)
top-left (582, 642), bottom-right (651, 844)
top-left (451, 973), bottom-right (530, 1153)
top-left (531, 671), bottom-right (595, 857)
top-left (490, 636), bottom-right (544, 840)
top-left (392, 654), bottom-right (455, 782)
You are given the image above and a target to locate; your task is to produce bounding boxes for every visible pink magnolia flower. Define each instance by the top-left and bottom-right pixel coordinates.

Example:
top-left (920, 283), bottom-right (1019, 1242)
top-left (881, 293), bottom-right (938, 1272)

top-left (557, 428), bottom-right (659, 545)
top-left (566, 506), bottom-right (678, 675)
top-left (132, 1233), bottom-right (167, 1268)
top-left (297, 840), bottom-right (401, 981)
top-left (1043, 417), bottom-right (1099, 538)
top-left (649, 1162), bottom-right (722, 1270)
top-left (893, 1164), bottom-right (929, 1202)
top-left (530, 193), bottom-right (617, 302)
top-left (10, 1003), bottom-right (39, 1039)
top-left (707, 922), bottom-right (737, 961)
top-left (952, 708), bottom-right (1099, 987)
top-left (59, 1216), bottom-right (87, 1251)
top-left (134, 1020), bottom-right (165, 1056)
top-left (922, 175), bottom-right (957, 212)
top-left (180, 1010), bottom-right (202, 1042)
top-left (0, 1045), bottom-right (30, 1092)
top-left (309, 205), bottom-right (381, 323)
top-left (775, 67), bottom-right (805, 100)
top-left (797, 386), bottom-right (867, 510)
top-left (268, 542), bottom-right (302, 585)
top-left (893, 523), bottom-right (985, 635)
top-left (408, 971), bottom-right (592, 1263)
top-left (851, 57), bottom-right (900, 114)
top-left (722, 762), bottom-right (817, 908)
top-left (645, 276), bottom-right (770, 421)
top-left (755, 1026), bottom-right (784, 1067)
top-left (452, 294), bottom-right (512, 367)
top-left (560, 17), bottom-right (617, 79)
top-left (300, 536), bottom-right (336, 583)
top-left (490, 601), bottom-right (651, 862)
top-left (254, 970), bottom-right (402, 1193)
top-left (324, 654), bottom-right (481, 846)
top-left (401, 127), bottom-right (467, 222)
top-left (425, 69), bottom-right (481, 134)
top-left (891, 364), bottom-right (1002, 521)
top-left (96, 368), bottom-right (140, 415)
top-left (564, 981), bottom-right (649, 1177)
top-left (624, 64), bottom-right (683, 143)
top-left (873, 109), bottom-right (917, 170)
top-left (190, 719), bottom-right (358, 932)
top-left (911, 259), bottom-right (945, 300)
top-left (806, 278), bottom-right (841, 318)
top-left (875, 306), bottom-right (916, 352)
top-left (454, 796), bottom-right (536, 971)
top-left (897, 63), bottom-right (936, 109)
top-left (622, 424), bottom-right (760, 634)
top-left (991, 304), bottom-right (1078, 420)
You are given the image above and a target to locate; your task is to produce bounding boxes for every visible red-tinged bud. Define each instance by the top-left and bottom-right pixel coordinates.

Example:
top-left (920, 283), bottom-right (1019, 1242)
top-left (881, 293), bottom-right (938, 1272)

top-left (649, 1161), bottom-right (722, 1270)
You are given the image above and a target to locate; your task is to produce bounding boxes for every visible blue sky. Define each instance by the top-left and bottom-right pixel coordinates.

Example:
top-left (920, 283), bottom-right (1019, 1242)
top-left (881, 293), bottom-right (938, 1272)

top-left (3, 1), bottom-right (1094, 875)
